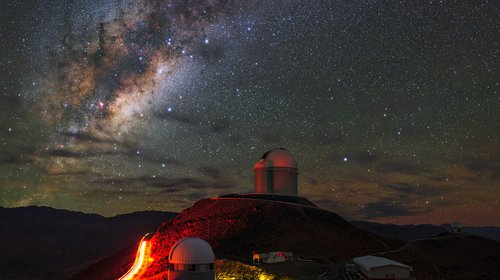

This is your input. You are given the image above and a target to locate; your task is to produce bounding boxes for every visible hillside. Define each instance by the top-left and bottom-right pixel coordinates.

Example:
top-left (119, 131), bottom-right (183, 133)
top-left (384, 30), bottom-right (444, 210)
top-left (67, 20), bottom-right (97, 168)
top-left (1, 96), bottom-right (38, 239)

top-left (382, 234), bottom-right (500, 279)
top-left (351, 220), bottom-right (448, 241)
top-left (0, 206), bottom-right (176, 280)
top-left (72, 196), bottom-right (500, 280)
top-left (69, 196), bottom-right (399, 279)
top-left (351, 220), bottom-right (500, 242)
top-left (144, 197), bottom-right (401, 276)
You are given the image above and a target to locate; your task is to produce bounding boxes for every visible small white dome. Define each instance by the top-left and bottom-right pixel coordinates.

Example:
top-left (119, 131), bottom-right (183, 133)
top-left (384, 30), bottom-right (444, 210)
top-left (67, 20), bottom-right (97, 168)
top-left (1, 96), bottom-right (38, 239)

top-left (261, 148), bottom-right (297, 168)
top-left (169, 237), bottom-right (215, 264)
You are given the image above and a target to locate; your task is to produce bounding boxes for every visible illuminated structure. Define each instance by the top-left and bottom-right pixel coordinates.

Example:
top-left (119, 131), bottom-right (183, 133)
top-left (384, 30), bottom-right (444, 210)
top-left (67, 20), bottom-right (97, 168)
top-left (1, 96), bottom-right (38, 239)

top-left (253, 251), bottom-right (293, 264)
top-left (254, 148), bottom-right (298, 196)
top-left (351, 256), bottom-right (413, 280)
top-left (168, 237), bottom-right (215, 280)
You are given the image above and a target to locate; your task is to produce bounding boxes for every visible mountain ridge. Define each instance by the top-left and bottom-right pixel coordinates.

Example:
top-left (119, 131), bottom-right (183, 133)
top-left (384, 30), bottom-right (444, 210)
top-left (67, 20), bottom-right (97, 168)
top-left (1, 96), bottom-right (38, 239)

top-left (0, 205), bottom-right (177, 280)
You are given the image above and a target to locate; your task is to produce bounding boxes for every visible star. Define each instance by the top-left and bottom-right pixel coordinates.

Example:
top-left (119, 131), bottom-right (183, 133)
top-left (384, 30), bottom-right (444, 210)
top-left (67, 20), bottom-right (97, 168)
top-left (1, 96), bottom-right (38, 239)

top-left (0, 0), bottom-right (497, 227)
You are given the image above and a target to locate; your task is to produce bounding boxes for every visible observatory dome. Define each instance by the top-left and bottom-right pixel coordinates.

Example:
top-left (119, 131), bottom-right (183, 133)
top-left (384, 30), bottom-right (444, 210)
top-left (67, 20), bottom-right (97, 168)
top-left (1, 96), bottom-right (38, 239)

top-left (259, 148), bottom-right (297, 168)
top-left (169, 237), bottom-right (215, 264)
top-left (254, 148), bottom-right (298, 196)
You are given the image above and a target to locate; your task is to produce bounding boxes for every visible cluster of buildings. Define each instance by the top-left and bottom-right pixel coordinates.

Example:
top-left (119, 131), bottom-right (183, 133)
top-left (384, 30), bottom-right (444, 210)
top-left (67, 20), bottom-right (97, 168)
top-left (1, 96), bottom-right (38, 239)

top-left (253, 251), bottom-right (294, 264)
top-left (166, 148), bottom-right (414, 280)
top-left (167, 148), bottom-right (298, 279)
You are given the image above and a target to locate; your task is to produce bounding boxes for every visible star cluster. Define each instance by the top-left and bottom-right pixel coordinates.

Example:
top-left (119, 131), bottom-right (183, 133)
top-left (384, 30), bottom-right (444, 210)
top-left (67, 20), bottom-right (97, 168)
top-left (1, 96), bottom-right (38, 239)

top-left (0, 0), bottom-right (498, 225)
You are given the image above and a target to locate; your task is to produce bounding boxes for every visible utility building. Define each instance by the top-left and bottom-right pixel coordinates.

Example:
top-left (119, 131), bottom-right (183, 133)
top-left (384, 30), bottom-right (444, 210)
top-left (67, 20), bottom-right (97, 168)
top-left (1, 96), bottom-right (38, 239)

top-left (168, 237), bottom-right (215, 280)
top-left (253, 251), bottom-right (293, 264)
top-left (254, 148), bottom-right (298, 196)
top-left (352, 256), bottom-right (413, 280)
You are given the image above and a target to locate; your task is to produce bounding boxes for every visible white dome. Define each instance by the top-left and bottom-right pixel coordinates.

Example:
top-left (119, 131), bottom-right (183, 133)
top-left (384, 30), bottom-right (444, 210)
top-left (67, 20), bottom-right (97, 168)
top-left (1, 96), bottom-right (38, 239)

top-left (169, 237), bottom-right (215, 264)
top-left (260, 148), bottom-right (297, 168)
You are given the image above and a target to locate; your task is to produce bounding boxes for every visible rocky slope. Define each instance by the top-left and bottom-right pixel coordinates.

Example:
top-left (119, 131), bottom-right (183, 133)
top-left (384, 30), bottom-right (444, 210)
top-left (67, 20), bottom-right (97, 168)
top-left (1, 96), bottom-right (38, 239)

top-left (71, 196), bottom-right (500, 280)
top-left (143, 197), bottom-right (400, 277)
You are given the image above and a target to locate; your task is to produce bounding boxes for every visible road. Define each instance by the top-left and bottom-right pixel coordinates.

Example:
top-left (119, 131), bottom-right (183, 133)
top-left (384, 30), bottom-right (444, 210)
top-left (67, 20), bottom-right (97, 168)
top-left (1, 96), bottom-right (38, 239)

top-left (320, 259), bottom-right (349, 280)
top-left (298, 257), bottom-right (348, 280)
top-left (117, 234), bottom-right (153, 280)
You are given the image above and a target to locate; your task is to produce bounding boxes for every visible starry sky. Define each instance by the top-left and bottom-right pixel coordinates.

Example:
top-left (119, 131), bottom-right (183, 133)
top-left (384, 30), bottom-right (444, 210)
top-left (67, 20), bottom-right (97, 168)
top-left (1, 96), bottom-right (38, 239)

top-left (0, 0), bottom-right (498, 226)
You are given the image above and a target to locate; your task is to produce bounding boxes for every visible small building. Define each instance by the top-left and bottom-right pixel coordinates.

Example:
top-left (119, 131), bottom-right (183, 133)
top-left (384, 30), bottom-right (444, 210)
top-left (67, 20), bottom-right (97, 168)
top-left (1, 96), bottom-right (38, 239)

top-left (168, 237), bottom-right (215, 280)
top-left (352, 256), bottom-right (413, 280)
top-left (253, 251), bottom-right (293, 264)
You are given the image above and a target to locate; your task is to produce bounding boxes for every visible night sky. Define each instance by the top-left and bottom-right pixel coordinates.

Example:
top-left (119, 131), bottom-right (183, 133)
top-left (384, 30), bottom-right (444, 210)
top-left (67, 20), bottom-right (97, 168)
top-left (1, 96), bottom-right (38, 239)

top-left (1, 0), bottom-right (498, 226)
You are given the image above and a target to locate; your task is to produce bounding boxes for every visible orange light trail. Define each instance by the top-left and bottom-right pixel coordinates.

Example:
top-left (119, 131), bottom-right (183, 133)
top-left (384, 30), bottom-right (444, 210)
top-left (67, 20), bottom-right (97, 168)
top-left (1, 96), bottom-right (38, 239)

top-left (117, 239), bottom-right (147, 280)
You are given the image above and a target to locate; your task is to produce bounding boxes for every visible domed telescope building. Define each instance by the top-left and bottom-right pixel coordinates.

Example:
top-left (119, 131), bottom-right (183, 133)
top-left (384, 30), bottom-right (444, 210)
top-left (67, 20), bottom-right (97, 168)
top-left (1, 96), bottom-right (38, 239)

top-left (168, 237), bottom-right (215, 280)
top-left (254, 148), bottom-right (298, 196)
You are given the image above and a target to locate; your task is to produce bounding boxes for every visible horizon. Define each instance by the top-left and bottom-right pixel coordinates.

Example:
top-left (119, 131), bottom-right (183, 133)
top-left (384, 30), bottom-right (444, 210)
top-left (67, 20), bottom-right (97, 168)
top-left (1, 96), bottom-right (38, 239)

top-left (3, 201), bottom-right (499, 228)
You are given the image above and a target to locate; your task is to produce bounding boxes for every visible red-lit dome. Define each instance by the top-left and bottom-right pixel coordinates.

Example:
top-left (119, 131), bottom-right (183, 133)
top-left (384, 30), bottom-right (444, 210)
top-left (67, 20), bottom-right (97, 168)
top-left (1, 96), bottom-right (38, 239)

top-left (260, 148), bottom-right (297, 168)
top-left (169, 237), bottom-right (215, 264)
top-left (253, 159), bottom-right (266, 169)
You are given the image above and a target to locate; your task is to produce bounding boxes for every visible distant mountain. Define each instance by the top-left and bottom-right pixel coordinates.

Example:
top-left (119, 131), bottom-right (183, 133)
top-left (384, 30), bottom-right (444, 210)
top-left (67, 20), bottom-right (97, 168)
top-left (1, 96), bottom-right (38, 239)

top-left (0, 206), bottom-right (177, 280)
top-left (350, 220), bottom-right (500, 242)
top-left (441, 224), bottom-right (500, 242)
top-left (350, 220), bottom-right (447, 241)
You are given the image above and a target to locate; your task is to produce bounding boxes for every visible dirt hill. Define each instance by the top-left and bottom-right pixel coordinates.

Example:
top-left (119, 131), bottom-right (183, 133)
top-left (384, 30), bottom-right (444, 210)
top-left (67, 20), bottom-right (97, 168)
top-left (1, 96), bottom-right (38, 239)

top-left (71, 196), bottom-right (500, 280)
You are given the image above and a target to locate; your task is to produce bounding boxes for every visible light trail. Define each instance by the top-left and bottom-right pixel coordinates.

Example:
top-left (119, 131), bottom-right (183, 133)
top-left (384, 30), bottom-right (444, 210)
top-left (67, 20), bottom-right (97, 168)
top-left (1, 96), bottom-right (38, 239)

top-left (117, 237), bottom-right (148, 280)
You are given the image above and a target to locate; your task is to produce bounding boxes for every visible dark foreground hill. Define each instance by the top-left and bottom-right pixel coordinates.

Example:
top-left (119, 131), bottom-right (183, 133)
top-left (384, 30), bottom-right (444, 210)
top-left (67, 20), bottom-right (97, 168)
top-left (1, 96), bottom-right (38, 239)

top-left (72, 196), bottom-right (402, 279)
top-left (7, 200), bottom-right (499, 280)
top-left (72, 196), bottom-right (500, 280)
top-left (382, 233), bottom-right (500, 280)
top-left (0, 206), bottom-right (176, 280)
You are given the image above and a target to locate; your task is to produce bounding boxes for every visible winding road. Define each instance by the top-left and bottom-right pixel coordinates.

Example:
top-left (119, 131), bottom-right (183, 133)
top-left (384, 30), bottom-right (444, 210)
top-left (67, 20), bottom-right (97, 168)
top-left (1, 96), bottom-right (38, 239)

top-left (117, 235), bottom-right (153, 280)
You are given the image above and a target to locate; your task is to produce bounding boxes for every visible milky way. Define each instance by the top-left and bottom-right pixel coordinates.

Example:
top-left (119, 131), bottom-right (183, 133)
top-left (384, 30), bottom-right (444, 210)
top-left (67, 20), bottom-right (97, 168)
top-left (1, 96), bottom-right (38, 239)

top-left (1, 0), bottom-right (499, 225)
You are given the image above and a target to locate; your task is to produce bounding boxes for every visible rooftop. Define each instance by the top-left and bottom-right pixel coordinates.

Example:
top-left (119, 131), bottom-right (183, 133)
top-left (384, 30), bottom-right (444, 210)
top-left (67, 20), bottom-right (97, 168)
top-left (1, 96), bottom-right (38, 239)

top-left (169, 237), bottom-right (215, 264)
top-left (353, 256), bottom-right (411, 270)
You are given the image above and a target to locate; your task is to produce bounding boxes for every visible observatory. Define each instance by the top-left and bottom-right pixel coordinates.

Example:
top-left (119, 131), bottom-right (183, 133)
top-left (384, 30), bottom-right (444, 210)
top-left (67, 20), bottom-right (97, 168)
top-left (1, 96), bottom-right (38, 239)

top-left (451, 221), bottom-right (463, 233)
top-left (254, 148), bottom-right (298, 196)
top-left (168, 237), bottom-right (215, 280)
